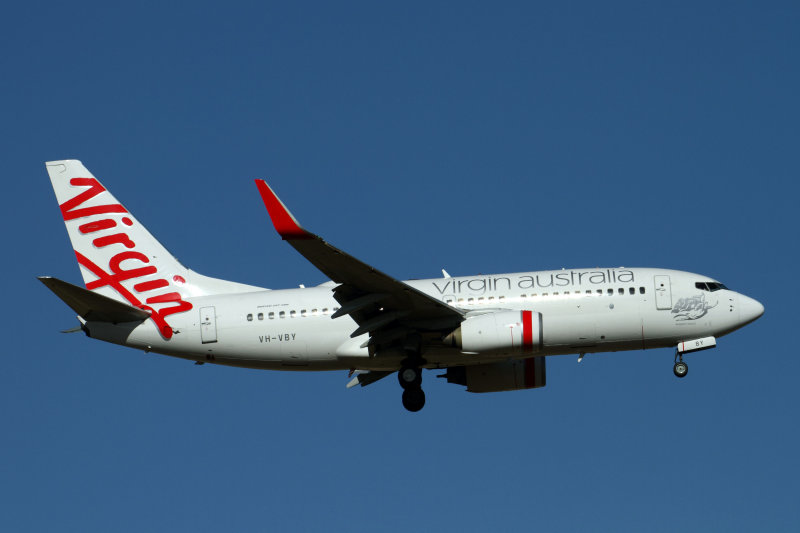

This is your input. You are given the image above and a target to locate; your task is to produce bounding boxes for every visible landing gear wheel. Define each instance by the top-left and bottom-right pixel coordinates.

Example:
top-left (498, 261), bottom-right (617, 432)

top-left (673, 361), bottom-right (688, 378)
top-left (398, 366), bottom-right (422, 389)
top-left (402, 388), bottom-right (426, 412)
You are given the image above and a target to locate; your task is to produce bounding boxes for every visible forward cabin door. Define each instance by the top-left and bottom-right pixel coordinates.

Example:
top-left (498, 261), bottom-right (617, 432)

top-left (200, 306), bottom-right (218, 344)
top-left (654, 275), bottom-right (672, 310)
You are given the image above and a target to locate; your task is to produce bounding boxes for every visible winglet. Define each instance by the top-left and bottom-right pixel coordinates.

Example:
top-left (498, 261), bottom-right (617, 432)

top-left (255, 180), bottom-right (313, 240)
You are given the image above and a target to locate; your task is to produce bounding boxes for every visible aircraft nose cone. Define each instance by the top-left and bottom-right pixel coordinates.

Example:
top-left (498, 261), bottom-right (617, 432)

top-left (739, 294), bottom-right (765, 325)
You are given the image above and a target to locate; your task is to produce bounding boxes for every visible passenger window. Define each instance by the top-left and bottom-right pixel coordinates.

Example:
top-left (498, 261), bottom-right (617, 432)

top-left (257, 312), bottom-right (264, 320)
top-left (498, 296), bottom-right (505, 300)
top-left (468, 298), bottom-right (474, 304)
top-left (618, 288), bottom-right (624, 295)
top-left (629, 287), bottom-right (635, 295)
top-left (247, 313), bottom-right (253, 322)
top-left (607, 288), bottom-right (614, 295)
top-left (639, 287), bottom-right (645, 294)
top-left (312, 309), bottom-right (318, 315)
top-left (553, 292), bottom-right (559, 296)
top-left (322, 308), bottom-right (328, 314)
top-left (564, 291), bottom-right (569, 295)
top-left (268, 312), bottom-right (275, 319)
top-left (478, 297), bottom-right (484, 303)
top-left (458, 298), bottom-right (464, 303)
top-left (542, 293), bottom-right (548, 297)
top-left (301, 309), bottom-right (307, 317)
top-left (333, 307), bottom-right (340, 312)
top-left (445, 299), bottom-right (453, 304)
top-left (279, 311), bottom-right (285, 318)
top-left (488, 296), bottom-right (494, 301)
top-left (596, 289), bottom-right (603, 295)
top-left (586, 290), bottom-right (592, 294)
top-left (290, 310), bottom-right (296, 318)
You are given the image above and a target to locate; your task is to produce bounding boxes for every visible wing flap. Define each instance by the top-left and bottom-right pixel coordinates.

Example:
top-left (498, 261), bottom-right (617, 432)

top-left (39, 276), bottom-right (151, 323)
top-left (346, 370), bottom-right (394, 389)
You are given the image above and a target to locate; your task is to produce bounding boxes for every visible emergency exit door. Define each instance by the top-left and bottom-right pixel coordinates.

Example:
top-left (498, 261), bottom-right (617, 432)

top-left (654, 275), bottom-right (672, 310)
top-left (200, 306), bottom-right (218, 343)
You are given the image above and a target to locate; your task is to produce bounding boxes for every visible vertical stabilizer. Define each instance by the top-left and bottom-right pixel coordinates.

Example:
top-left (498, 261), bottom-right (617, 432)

top-left (45, 160), bottom-right (263, 338)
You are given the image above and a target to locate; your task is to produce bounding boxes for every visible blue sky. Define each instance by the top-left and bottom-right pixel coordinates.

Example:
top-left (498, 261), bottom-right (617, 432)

top-left (2, 1), bottom-right (798, 531)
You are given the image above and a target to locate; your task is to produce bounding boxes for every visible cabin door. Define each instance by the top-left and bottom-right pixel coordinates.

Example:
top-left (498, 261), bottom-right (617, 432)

top-left (200, 306), bottom-right (218, 344)
top-left (654, 275), bottom-right (672, 310)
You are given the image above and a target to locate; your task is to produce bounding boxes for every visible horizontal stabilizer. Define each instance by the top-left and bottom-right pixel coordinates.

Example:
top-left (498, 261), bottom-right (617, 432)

top-left (39, 276), bottom-right (151, 323)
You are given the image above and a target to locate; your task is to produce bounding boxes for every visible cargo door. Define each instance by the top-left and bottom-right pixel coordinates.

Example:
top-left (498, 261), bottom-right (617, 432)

top-left (654, 275), bottom-right (672, 310)
top-left (200, 306), bottom-right (218, 344)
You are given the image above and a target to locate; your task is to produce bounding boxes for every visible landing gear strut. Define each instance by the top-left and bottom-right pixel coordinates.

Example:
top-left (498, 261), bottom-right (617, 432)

top-left (399, 357), bottom-right (425, 412)
top-left (673, 351), bottom-right (688, 378)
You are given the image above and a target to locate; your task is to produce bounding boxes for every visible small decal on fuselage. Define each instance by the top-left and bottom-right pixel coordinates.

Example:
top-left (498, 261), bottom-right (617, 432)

top-left (258, 333), bottom-right (297, 343)
top-left (671, 293), bottom-right (718, 321)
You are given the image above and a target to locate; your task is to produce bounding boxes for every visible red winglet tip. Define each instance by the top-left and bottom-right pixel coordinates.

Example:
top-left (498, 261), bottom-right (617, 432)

top-left (255, 180), bottom-right (312, 240)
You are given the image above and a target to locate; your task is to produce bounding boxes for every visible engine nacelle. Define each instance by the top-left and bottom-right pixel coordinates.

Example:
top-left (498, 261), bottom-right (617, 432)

top-left (444, 310), bottom-right (542, 353)
top-left (443, 358), bottom-right (547, 393)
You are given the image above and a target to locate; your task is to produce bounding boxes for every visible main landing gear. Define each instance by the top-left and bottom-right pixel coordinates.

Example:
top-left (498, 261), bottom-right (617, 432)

top-left (673, 351), bottom-right (688, 378)
top-left (399, 361), bottom-right (425, 412)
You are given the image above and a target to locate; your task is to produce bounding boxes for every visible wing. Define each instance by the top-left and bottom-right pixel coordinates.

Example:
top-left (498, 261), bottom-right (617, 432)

top-left (255, 180), bottom-right (464, 351)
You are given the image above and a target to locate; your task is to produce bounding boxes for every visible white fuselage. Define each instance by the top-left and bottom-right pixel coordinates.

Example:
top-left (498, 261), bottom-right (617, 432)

top-left (85, 267), bottom-right (763, 371)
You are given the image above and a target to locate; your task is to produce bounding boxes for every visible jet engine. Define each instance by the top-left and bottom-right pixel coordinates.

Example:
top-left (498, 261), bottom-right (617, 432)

top-left (442, 357), bottom-right (546, 393)
top-left (443, 310), bottom-right (542, 353)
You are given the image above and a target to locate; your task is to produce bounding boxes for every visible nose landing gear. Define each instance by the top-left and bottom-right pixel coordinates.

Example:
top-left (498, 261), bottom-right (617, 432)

top-left (672, 337), bottom-right (717, 378)
top-left (673, 351), bottom-right (688, 378)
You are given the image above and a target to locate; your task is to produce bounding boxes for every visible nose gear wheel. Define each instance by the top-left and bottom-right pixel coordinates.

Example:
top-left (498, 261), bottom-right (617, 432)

top-left (673, 350), bottom-right (688, 378)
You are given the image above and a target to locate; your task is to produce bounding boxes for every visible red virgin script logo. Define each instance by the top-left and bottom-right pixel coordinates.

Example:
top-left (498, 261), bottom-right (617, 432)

top-left (60, 177), bottom-right (192, 339)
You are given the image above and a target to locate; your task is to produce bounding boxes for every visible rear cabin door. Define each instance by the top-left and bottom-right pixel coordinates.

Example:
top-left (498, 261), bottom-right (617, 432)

top-left (200, 306), bottom-right (218, 344)
top-left (654, 275), bottom-right (672, 310)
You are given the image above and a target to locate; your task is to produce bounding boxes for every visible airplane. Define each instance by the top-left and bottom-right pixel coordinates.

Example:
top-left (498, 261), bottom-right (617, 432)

top-left (40, 160), bottom-right (765, 412)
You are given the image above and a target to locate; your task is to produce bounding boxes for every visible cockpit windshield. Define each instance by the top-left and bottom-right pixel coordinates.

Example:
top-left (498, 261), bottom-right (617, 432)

top-left (695, 282), bottom-right (729, 292)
